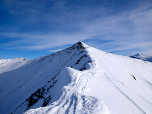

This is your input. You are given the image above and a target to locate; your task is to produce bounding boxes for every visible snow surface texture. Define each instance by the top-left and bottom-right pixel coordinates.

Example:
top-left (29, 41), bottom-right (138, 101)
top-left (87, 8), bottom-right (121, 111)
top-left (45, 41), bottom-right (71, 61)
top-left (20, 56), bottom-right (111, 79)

top-left (130, 53), bottom-right (152, 62)
top-left (0, 42), bottom-right (152, 114)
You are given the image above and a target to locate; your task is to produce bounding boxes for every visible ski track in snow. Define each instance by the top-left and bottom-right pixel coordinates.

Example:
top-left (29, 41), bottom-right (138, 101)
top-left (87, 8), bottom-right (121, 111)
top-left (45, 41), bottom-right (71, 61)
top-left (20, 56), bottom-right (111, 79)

top-left (105, 74), bottom-right (146, 114)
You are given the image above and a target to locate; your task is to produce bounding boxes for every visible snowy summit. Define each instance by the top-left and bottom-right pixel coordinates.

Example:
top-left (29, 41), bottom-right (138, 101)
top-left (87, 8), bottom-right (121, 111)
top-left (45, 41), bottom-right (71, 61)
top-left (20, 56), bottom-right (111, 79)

top-left (130, 53), bottom-right (152, 62)
top-left (0, 42), bottom-right (152, 114)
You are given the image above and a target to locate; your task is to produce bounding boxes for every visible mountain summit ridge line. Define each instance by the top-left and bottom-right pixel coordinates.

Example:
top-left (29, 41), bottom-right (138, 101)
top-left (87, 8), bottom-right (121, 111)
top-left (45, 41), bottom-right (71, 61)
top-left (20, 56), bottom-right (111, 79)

top-left (0, 42), bottom-right (152, 114)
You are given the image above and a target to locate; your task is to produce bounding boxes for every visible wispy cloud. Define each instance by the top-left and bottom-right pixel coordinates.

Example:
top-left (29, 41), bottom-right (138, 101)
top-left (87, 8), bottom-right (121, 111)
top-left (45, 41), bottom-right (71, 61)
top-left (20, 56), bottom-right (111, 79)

top-left (1, 0), bottom-right (152, 56)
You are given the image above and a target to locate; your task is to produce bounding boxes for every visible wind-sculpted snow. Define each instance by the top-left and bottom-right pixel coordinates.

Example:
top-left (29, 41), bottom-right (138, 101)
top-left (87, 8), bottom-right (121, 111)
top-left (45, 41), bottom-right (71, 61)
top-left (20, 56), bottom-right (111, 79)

top-left (0, 42), bottom-right (152, 114)
top-left (24, 67), bottom-right (109, 114)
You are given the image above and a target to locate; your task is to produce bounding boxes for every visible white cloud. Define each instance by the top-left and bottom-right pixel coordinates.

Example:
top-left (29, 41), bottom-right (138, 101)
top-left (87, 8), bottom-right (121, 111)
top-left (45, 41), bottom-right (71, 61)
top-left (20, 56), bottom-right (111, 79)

top-left (1, 0), bottom-right (152, 56)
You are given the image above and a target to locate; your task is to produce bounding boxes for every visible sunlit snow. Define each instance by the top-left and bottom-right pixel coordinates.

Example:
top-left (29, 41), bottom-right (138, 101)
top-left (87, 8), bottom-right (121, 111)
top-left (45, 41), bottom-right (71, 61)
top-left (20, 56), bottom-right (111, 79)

top-left (0, 42), bottom-right (152, 114)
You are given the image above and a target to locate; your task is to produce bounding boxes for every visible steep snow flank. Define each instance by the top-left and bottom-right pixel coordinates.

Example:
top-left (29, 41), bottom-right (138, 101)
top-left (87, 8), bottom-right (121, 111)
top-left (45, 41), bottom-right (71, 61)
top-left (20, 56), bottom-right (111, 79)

top-left (0, 42), bottom-right (152, 114)
top-left (0, 42), bottom-right (93, 114)
top-left (130, 53), bottom-right (152, 62)
top-left (83, 47), bottom-right (152, 114)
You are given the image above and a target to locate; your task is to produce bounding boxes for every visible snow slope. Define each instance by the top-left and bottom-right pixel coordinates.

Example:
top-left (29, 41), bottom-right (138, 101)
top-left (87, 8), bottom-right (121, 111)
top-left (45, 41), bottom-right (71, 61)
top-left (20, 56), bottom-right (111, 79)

top-left (0, 58), bottom-right (27, 74)
top-left (130, 53), bottom-right (152, 62)
top-left (0, 42), bottom-right (152, 114)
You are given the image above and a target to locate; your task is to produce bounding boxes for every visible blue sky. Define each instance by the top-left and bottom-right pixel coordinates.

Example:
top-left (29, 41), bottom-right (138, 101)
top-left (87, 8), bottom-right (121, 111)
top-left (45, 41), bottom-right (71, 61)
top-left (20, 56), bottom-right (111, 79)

top-left (0, 0), bottom-right (152, 59)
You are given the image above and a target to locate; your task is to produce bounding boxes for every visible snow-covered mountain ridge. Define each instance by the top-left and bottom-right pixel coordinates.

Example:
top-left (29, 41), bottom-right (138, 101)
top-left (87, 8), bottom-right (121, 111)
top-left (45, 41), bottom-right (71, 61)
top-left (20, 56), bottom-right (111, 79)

top-left (0, 58), bottom-right (27, 64)
top-left (0, 58), bottom-right (28, 74)
top-left (130, 53), bottom-right (152, 62)
top-left (0, 42), bottom-right (152, 114)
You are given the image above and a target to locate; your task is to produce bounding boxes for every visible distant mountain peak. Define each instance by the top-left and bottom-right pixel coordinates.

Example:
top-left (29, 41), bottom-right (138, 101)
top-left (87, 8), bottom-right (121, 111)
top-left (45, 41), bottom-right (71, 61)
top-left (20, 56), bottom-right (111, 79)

top-left (129, 53), bottom-right (152, 62)
top-left (129, 53), bottom-right (145, 58)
